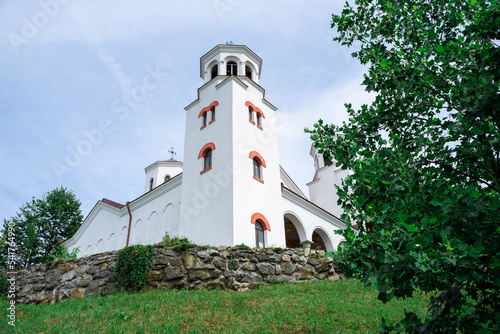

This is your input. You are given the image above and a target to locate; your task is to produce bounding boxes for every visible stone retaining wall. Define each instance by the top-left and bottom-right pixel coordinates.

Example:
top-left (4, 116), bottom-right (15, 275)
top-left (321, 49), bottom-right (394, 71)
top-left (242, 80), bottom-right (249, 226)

top-left (13, 246), bottom-right (343, 305)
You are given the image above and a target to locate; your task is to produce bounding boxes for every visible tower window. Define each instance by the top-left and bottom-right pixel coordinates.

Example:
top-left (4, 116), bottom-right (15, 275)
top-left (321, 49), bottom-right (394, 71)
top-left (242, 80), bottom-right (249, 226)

top-left (253, 158), bottom-right (261, 180)
top-left (256, 114), bottom-right (262, 127)
top-left (164, 175), bottom-right (171, 182)
top-left (211, 65), bottom-right (218, 80)
top-left (323, 154), bottom-right (331, 167)
top-left (202, 114), bottom-right (207, 127)
top-left (249, 108), bottom-right (253, 121)
top-left (149, 178), bottom-right (154, 191)
top-left (198, 142), bottom-right (216, 173)
top-left (226, 61), bottom-right (237, 76)
top-left (211, 107), bottom-right (216, 122)
top-left (245, 66), bottom-right (252, 79)
top-left (255, 221), bottom-right (265, 248)
top-left (204, 149), bottom-right (212, 170)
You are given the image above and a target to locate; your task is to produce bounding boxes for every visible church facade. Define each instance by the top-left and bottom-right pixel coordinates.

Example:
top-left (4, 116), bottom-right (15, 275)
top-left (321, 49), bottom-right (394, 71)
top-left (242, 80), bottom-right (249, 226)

top-left (65, 45), bottom-right (347, 256)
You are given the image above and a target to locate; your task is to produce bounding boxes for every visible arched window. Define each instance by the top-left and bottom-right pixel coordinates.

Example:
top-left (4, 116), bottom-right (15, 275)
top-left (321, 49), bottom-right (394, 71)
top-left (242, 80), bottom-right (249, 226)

top-left (249, 151), bottom-right (266, 182)
top-left (323, 154), bottom-right (331, 167)
top-left (256, 114), bottom-right (262, 127)
top-left (245, 65), bottom-right (252, 79)
top-left (211, 65), bottom-right (218, 80)
top-left (255, 221), bottom-right (265, 248)
top-left (248, 107), bottom-right (254, 123)
top-left (253, 158), bottom-right (261, 180)
top-left (202, 113), bottom-right (207, 127)
top-left (226, 61), bottom-right (237, 76)
top-left (204, 149), bottom-right (212, 170)
top-left (149, 178), bottom-right (154, 191)
top-left (198, 142), bottom-right (216, 173)
top-left (210, 107), bottom-right (216, 122)
top-left (164, 175), bottom-right (171, 182)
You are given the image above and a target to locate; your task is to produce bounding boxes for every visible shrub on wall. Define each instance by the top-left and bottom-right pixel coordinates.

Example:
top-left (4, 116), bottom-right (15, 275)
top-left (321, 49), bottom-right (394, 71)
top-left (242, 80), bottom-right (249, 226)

top-left (113, 245), bottom-right (154, 291)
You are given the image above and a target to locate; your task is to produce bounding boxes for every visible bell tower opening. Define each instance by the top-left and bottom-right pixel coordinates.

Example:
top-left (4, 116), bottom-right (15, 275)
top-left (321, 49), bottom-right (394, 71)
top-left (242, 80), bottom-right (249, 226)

top-left (226, 61), bottom-right (237, 76)
top-left (211, 65), bottom-right (218, 80)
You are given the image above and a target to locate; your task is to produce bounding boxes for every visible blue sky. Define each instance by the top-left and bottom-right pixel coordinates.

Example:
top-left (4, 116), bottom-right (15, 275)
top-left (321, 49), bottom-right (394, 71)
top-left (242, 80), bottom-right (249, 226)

top-left (0, 1), bottom-right (373, 220)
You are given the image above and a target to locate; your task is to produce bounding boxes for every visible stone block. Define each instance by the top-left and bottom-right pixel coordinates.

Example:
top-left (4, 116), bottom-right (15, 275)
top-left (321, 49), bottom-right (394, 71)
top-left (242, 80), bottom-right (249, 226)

top-left (234, 270), bottom-right (262, 283)
top-left (189, 270), bottom-right (210, 281)
top-left (164, 266), bottom-right (185, 280)
top-left (228, 259), bottom-right (240, 270)
top-left (240, 262), bottom-right (255, 271)
top-left (269, 254), bottom-right (282, 263)
top-left (213, 257), bottom-right (227, 270)
top-left (281, 254), bottom-right (291, 262)
top-left (155, 255), bottom-right (170, 265)
top-left (46, 273), bottom-right (62, 284)
top-left (70, 288), bottom-right (85, 299)
top-left (281, 262), bottom-right (296, 276)
top-left (211, 269), bottom-right (222, 279)
top-left (20, 284), bottom-right (33, 297)
top-left (61, 270), bottom-right (76, 282)
top-left (256, 263), bottom-right (274, 275)
top-left (298, 265), bottom-right (315, 280)
top-left (146, 270), bottom-right (163, 282)
top-left (183, 253), bottom-right (203, 269)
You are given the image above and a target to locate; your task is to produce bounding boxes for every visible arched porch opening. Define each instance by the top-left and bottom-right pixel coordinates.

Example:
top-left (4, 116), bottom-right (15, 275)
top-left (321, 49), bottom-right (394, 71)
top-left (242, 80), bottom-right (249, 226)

top-left (311, 227), bottom-right (334, 251)
top-left (283, 212), bottom-right (307, 249)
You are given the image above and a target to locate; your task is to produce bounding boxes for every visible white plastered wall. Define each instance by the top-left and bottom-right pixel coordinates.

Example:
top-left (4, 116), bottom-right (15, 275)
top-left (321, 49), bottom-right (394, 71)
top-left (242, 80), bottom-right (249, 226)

top-left (65, 177), bottom-right (182, 256)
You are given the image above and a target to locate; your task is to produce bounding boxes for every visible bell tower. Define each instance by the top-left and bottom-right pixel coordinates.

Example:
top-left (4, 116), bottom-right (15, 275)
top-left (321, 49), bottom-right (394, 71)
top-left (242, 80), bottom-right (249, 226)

top-left (179, 44), bottom-right (284, 247)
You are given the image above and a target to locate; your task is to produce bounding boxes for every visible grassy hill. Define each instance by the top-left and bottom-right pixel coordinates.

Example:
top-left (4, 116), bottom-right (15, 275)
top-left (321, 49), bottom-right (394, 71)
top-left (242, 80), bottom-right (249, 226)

top-left (1, 279), bottom-right (428, 333)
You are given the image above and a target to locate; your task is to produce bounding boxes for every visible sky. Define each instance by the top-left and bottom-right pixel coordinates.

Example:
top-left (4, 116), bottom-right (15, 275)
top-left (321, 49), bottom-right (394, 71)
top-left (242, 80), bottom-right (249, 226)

top-left (0, 0), bottom-right (373, 221)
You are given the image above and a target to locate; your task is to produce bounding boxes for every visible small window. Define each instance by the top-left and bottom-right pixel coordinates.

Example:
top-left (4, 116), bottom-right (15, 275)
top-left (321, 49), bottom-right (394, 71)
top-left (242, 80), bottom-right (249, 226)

top-left (149, 178), bottom-right (154, 191)
top-left (211, 107), bottom-right (216, 121)
top-left (226, 61), bottom-right (237, 76)
top-left (211, 65), bottom-right (218, 80)
top-left (164, 175), bottom-right (171, 182)
top-left (253, 158), bottom-right (261, 179)
top-left (323, 154), bottom-right (331, 167)
top-left (245, 66), bottom-right (252, 79)
top-left (255, 221), bottom-right (265, 248)
top-left (202, 113), bottom-right (207, 127)
top-left (204, 149), bottom-right (212, 170)
top-left (256, 114), bottom-right (262, 126)
top-left (249, 107), bottom-right (253, 121)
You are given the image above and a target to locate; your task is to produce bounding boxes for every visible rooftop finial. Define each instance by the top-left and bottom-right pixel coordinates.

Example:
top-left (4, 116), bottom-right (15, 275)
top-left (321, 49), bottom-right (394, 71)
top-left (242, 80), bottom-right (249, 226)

top-left (226, 41), bottom-right (233, 45)
top-left (168, 147), bottom-right (177, 160)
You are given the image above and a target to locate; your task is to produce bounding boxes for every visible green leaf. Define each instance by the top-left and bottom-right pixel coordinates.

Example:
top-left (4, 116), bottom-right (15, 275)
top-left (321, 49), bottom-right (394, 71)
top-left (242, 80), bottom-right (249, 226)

top-left (435, 45), bottom-right (445, 53)
top-left (471, 191), bottom-right (481, 198)
top-left (417, 47), bottom-right (426, 53)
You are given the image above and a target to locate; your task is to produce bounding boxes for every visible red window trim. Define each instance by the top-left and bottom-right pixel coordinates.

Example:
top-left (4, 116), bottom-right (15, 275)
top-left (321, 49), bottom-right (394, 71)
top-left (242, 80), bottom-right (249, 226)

top-left (198, 101), bottom-right (220, 118)
top-left (251, 213), bottom-right (271, 231)
top-left (249, 119), bottom-right (255, 125)
top-left (209, 119), bottom-right (216, 124)
top-left (198, 142), bottom-right (216, 159)
top-left (257, 124), bottom-right (263, 130)
top-left (200, 124), bottom-right (207, 130)
top-left (253, 175), bottom-right (264, 183)
top-left (245, 101), bottom-right (265, 119)
top-left (249, 151), bottom-right (266, 167)
top-left (200, 166), bottom-right (212, 174)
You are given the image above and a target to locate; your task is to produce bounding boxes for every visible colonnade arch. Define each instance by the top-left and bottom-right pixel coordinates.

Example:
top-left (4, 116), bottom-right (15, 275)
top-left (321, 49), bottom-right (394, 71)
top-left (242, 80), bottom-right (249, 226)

top-left (283, 211), bottom-right (335, 251)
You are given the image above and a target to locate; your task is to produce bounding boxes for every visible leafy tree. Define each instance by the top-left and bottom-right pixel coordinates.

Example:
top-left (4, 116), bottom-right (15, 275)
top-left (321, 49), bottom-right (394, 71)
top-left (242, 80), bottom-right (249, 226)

top-left (307, 0), bottom-right (499, 332)
top-left (1, 187), bottom-right (83, 268)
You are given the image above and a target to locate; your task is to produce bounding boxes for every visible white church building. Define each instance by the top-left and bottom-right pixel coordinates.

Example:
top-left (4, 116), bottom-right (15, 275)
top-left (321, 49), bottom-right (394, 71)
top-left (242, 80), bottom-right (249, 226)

top-left (65, 44), bottom-right (349, 256)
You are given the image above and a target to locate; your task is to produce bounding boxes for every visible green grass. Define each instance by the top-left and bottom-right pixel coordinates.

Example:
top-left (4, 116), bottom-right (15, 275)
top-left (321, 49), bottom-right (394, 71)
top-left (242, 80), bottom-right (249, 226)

top-left (0, 280), bottom-right (429, 333)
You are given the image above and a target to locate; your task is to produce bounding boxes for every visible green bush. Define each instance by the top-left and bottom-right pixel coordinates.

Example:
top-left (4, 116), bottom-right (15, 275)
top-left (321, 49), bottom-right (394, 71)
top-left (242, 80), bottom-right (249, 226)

top-left (47, 243), bottom-right (79, 263)
top-left (0, 274), bottom-right (6, 294)
top-left (113, 245), bottom-right (154, 291)
top-left (162, 235), bottom-right (196, 252)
